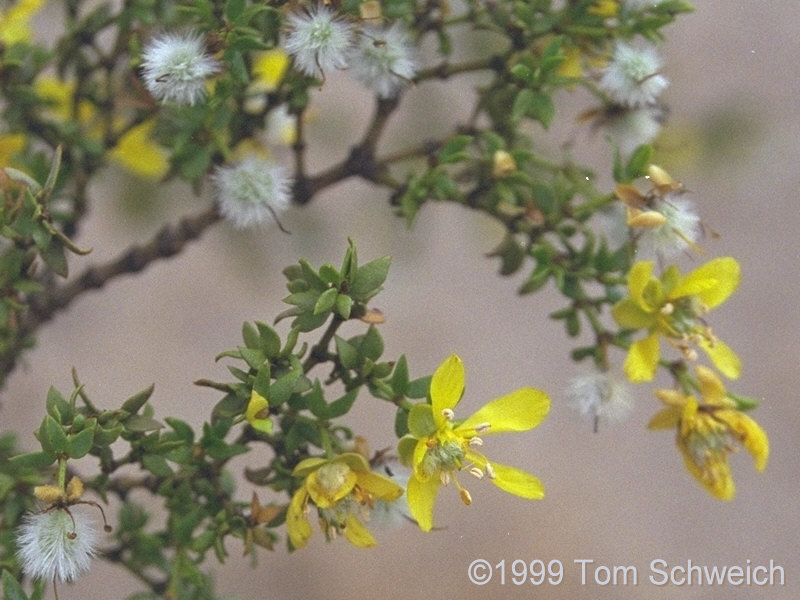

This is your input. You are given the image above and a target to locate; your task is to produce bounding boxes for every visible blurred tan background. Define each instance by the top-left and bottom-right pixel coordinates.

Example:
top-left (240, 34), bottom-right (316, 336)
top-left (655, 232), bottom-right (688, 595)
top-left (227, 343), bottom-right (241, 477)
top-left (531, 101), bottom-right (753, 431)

top-left (4, 2), bottom-right (799, 599)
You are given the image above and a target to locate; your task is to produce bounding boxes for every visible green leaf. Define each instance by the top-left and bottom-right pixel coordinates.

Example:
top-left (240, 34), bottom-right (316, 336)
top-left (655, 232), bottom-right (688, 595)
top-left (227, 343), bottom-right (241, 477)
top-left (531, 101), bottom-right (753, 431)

top-left (40, 415), bottom-right (69, 455)
top-left (437, 135), bottom-right (472, 164)
top-left (510, 63), bottom-right (534, 84)
top-left (269, 367), bottom-right (303, 406)
top-left (389, 354), bottom-right (410, 392)
top-left (2, 570), bottom-right (28, 600)
top-left (124, 415), bottom-right (164, 432)
top-left (512, 88), bottom-right (535, 123)
top-left (406, 375), bottom-right (431, 399)
top-left (334, 335), bottom-right (359, 369)
top-left (350, 255), bottom-right (391, 301)
top-left (326, 389), bottom-right (358, 419)
top-left (242, 321), bottom-right (260, 349)
top-left (68, 428), bottom-right (94, 459)
top-left (528, 91), bottom-right (555, 129)
top-left (142, 454), bottom-right (174, 477)
top-left (358, 325), bottom-right (384, 361)
top-left (256, 321), bottom-right (282, 356)
top-left (40, 237), bottom-right (68, 277)
top-left (8, 451), bottom-right (55, 469)
top-left (334, 293), bottom-right (353, 320)
top-left (313, 287), bottom-right (338, 316)
top-left (625, 144), bottom-right (653, 180)
top-left (394, 406), bottom-right (410, 437)
top-left (120, 384), bottom-right (155, 415)
top-left (46, 386), bottom-right (70, 424)
top-left (224, 0), bottom-right (246, 22)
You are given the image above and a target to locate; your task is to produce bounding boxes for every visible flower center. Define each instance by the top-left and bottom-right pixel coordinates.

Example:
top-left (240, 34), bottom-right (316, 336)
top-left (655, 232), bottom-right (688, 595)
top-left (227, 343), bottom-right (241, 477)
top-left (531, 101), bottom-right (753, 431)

top-left (684, 413), bottom-right (737, 467)
top-left (420, 438), bottom-right (464, 477)
top-left (315, 462), bottom-right (352, 496)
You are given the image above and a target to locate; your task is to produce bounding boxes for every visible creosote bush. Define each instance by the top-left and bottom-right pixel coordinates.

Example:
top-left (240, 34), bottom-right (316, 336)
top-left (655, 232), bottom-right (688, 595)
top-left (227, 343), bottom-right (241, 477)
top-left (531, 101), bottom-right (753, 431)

top-left (0, 0), bottom-right (769, 598)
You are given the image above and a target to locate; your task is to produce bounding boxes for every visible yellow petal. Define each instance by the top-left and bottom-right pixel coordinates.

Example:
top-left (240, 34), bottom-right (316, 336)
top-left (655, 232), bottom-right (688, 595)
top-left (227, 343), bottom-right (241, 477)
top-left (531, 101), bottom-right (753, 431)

top-left (342, 513), bottom-right (376, 547)
top-left (406, 474), bottom-right (439, 532)
top-left (430, 354), bottom-right (465, 426)
top-left (647, 406), bottom-right (681, 430)
top-left (612, 297), bottom-right (654, 329)
top-left (699, 337), bottom-right (741, 380)
top-left (251, 49), bottom-right (290, 93)
top-left (0, 0), bottom-right (44, 45)
top-left (456, 387), bottom-right (549, 436)
top-left (695, 365), bottom-right (728, 405)
top-left (287, 488), bottom-right (313, 549)
top-left (356, 470), bottom-right (404, 502)
top-left (679, 445), bottom-right (735, 501)
top-left (623, 333), bottom-right (660, 382)
top-left (488, 462), bottom-right (545, 500)
top-left (627, 261), bottom-right (655, 307)
top-left (245, 390), bottom-right (272, 432)
top-left (0, 133), bottom-right (26, 165)
top-left (557, 46), bottom-right (583, 79)
top-left (292, 457), bottom-right (329, 477)
top-left (109, 120), bottom-right (169, 180)
top-left (669, 257), bottom-right (740, 308)
top-left (717, 410), bottom-right (769, 472)
top-left (411, 437), bottom-right (432, 481)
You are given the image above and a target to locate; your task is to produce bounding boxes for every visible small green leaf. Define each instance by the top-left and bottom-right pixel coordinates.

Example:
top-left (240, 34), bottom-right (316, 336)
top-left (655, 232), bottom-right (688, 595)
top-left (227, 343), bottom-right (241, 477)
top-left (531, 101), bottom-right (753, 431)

top-left (68, 428), bottom-right (94, 459)
top-left (334, 293), bottom-right (353, 320)
top-left (8, 451), bottom-right (55, 469)
top-left (350, 255), bottom-right (391, 301)
top-left (625, 144), bottom-right (653, 180)
top-left (394, 406), bottom-right (410, 437)
top-left (325, 389), bottom-right (358, 419)
top-left (334, 335), bottom-right (359, 369)
top-left (42, 415), bottom-right (69, 454)
top-left (242, 321), bottom-right (260, 349)
top-left (46, 386), bottom-right (70, 424)
top-left (120, 384), bottom-right (155, 415)
top-left (256, 321), bottom-right (282, 356)
top-left (40, 238), bottom-right (68, 277)
top-left (406, 375), bottom-right (432, 399)
top-left (437, 134), bottom-right (472, 164)
top-left (142, 454), bottom-right (174, 477)
top-left (2, 569), bottom-right (28, 600)
top-left (358, 325), bottom-right (384, 361)
top-left (124, 415), bottom-right (164, 432)
top-left (269, 367), bottom-right (303, 406)
top-left (224, 0), bottom-right (246, 21)
top-left (313, 287), bottom-right (338, 316)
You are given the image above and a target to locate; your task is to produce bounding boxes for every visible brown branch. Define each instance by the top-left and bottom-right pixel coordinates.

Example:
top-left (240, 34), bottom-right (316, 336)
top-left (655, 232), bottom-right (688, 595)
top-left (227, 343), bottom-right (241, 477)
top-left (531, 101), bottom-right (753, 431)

top-left (0, 204), bottom-right (222, 382)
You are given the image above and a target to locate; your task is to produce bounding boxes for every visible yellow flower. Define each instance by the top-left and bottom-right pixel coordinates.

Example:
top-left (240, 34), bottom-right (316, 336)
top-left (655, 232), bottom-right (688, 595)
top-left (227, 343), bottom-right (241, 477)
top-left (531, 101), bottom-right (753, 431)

top-left (108, 120), bottom-right (169, 180)
top-left (0, 0), bottom-right (44, 45)
top-left (397, 354), bottom-right (550, 532)
top-left (251, 49), bottom-right (290, 94)
top-left (557, 46), bottom-right (584, 80)
top-left (0, 133), bottom-right (26, 166)
top-left (648, 366), bottom-right (768, 500)
top-left (612, 257), bottom-right (741, 382)
top-left (244, 389), bottom-right (272, 434)
top-left (588, 0), bottom-right (619, 18)
top-left (287, 453), bottom-right (403, 549)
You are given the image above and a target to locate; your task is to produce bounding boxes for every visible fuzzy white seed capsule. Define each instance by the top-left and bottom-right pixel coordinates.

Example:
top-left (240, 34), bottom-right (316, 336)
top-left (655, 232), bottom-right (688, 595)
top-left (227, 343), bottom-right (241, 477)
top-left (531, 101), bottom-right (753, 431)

top-left (140, 31), bottom-right (219, 106)
top-left (212, 157), bottom-right (292, 230)
top-left (16, 509), bottom-right (100, 584)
